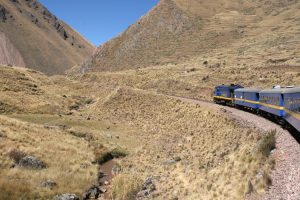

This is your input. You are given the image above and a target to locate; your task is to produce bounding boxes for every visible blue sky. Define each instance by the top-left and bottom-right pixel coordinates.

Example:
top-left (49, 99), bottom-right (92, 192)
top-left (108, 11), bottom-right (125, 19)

top-left (39, 0), bottom-right (159, 46)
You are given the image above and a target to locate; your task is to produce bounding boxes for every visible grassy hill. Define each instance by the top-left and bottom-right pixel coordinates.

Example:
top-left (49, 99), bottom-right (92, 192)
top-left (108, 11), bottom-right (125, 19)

top-left (80, 0), bottom-right (300, 73)
top-left (0, 65), bottom-right (276, 199)
top-left (0, 0), bottom-right (298, 199)
top-left (0, 0), bottom-right (95, 75)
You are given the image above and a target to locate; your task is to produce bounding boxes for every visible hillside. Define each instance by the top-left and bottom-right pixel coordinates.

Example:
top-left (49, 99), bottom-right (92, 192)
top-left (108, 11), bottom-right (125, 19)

top-left (0, 65), bottom-right (277, 200)
top-left (0, 0), bottom-right (95, 75)
top-left (1, 1), bottom-right (300, 199)
top-left (80, 0), bottom-right (300, 73)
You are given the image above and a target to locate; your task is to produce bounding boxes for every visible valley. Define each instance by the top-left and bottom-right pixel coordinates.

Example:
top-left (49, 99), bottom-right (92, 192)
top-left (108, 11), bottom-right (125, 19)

top-left (0, 0), bottom-right (300, 199)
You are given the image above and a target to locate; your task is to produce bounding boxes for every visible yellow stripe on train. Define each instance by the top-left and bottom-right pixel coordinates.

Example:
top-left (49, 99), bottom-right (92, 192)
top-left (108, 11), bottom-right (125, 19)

top-left (259, 102), bottom-right (284, 111)
top-left (284, 109), bottom-right (300, 120)
top-left (214, 95), bottom-right (300, 120)
top-left (213, 96), bottom-right (233, 101)
top-left (234, 98), bottom-right (260, 105)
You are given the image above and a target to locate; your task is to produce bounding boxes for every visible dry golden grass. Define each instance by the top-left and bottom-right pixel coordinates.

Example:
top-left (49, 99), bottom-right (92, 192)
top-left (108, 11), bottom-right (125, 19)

top-left (111, 173), bottom-right (142, 200)
top-left (0, 64), bottom-right (281, 199)
top-left (0, 115), bottom-right (98, 200)
top-left (79, 86), bottom-right (275, 200)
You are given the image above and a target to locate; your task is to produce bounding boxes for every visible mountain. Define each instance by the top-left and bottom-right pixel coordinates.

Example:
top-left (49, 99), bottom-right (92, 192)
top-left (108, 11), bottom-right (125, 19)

top-left (0, 0), bottom-right (95, 75)
top-left (80, 0), bottom-right (300, 72)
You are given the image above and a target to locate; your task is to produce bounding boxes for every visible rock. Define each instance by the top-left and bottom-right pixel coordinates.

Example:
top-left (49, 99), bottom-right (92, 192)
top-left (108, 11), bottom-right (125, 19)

top-left (162, 159), bottom-right (176, 165)
top-left (83, 185), bottom-right (104, 200)
top-left (173, 156), bottom-right (181, 162)
top-left (54, 194), bottom-right (79, 200)
top-left (0, 5), bottom-right (9, 22)
top-left (99, 187), bottom-right (107, 193)
top-left (202, 75), bottom-right (209, 81)
top-left (111, 164), bottom-right (121, 176)
top-left (136, 176), bottom-right (156, 199)
top-left (209, 63), bottom-right (221, 68)
top-left (18, 155), bottom-right (46, 169)
top-left (41, 180), bottom-right (57, 189)
top-left (162, 156), bottom-right (181, 165)
top-left (97, 171), bottom-right (107, 183)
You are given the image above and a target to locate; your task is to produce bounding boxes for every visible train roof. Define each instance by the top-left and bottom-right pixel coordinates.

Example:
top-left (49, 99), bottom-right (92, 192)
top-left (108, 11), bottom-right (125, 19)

top-left (235, 88), bottom-right (261, 93)
top-left (260, 87), bottom-right (300, 94)
top-left (216, 84), bottom-right (243, 89)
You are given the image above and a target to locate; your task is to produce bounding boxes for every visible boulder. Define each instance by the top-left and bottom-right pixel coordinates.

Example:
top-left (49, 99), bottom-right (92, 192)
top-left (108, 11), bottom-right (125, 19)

top-left (0, 5), bottom-right (8, 22)
top-left (41, 180), bottom-right (57, 189)
top-left (18, 155), bottom-right (46, 169)
top-left (83, 185), bottom-right (105, 200)
top-left (136, 176), bottom-right (156, 199)
top-left (54, 194), bottom-right (79, 200)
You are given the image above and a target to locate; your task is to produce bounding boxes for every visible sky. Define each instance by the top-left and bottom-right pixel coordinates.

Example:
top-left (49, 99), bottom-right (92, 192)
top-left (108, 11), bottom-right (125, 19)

top-left (39, 0), bottom-right (160, 46)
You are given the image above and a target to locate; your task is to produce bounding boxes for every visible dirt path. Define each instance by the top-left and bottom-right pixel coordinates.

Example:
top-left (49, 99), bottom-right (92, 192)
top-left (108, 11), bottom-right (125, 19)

top-left (170, 96), bottom-right (300, 200)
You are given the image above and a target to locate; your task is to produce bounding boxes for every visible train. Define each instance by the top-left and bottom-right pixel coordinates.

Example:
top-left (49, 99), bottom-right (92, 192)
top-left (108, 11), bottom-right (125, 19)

top-left (213, 84), bottom-right (300, 133)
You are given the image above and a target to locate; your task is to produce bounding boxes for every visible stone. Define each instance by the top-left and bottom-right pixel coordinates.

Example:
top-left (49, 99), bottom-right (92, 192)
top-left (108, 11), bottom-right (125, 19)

top-left (83, 185), bottom-right (104, 200)
top-left (18, 155), bottom-right (46, 169)
top-left (174, 156), bottom-right (181, 161)
top-left (41, 180), bottom-right (57, 189)
top-left (54, 194), bottom-right (79, 200)
top-left (99, 187), bottom-right (107, 193)
top-left (136, 176), bottom-right (156, 199)
top-left (111, 164), bottom-right (121, 176)
top-left (0, 5), bottom-right (9, 22)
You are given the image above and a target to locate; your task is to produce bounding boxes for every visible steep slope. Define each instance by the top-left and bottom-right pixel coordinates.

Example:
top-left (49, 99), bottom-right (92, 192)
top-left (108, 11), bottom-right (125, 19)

top-left (0, 0), bottom-right (95, 75)
top-left (81, 0), bottom-right (300, 72)
top-left (0, 31), bottom-right (25, 67)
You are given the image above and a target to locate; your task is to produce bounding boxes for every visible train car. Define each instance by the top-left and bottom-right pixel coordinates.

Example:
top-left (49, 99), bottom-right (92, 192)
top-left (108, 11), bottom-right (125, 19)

top-left (213, 84), bottom-right (243, 106)
top-left (259, 88), bottom-right (285, 124)
top-left (282, 87), bottom-right (300, 132)
top-left (234, 88), bottom-right (261, 111)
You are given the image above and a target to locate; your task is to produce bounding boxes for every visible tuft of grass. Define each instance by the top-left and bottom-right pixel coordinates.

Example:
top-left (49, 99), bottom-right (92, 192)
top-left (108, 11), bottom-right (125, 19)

top-left (257, 130), bottom-right (276, 157)
top-left (111, 173), bottom-right (142, 200)
top-left (8, 149), bottom-right (27, 163)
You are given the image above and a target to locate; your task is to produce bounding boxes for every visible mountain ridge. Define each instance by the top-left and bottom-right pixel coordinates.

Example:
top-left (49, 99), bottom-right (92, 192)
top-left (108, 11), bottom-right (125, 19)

top-left (80, 0), bottom-right (300, 73)
top-left (0, 0), bottom-right (95, 75)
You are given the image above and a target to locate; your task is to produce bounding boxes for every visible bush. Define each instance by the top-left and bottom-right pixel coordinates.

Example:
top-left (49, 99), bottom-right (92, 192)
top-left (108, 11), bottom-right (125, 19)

top-left (8, 149), bottom-right (27, 163)
top-left (258, 130), bottom-right (276, 157)
top-left (111, 174), bottom-right (142, 200)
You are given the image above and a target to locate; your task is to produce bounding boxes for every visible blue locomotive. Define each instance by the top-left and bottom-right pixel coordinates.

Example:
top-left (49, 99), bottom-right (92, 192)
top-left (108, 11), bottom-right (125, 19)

top-left (213, 85), bottom-right (300, 133)
top-left (213, 84), bottom-right (243, 106)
